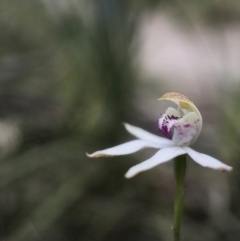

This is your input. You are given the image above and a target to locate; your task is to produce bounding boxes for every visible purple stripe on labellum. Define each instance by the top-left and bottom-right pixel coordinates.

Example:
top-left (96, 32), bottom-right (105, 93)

top-left (167, 115), bottom-right (179, 120)
top-left (158, 114), bottom-right (179, 139)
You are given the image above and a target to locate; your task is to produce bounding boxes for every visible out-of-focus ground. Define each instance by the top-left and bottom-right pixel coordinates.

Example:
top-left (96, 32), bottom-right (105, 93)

top-left (0, 0), bottom-right (240, 241)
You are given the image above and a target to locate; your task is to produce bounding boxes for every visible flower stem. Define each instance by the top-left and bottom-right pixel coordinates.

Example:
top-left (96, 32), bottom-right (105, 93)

top-left (173, 154), bottom-right (187, 241)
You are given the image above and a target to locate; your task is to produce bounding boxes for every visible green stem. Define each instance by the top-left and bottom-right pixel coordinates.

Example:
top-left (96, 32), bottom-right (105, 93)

top-left (173, 154), bottom-right (187, 241)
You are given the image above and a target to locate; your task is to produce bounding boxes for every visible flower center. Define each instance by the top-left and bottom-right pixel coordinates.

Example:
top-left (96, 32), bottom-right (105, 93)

top-left (158, 110), bottom-right (201, 146)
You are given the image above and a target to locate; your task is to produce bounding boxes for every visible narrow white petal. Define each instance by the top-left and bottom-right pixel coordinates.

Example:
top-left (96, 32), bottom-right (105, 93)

top-left (184, 147), bottom-right (232, 172)
top-left (124, 123), bottom-right (173, 147)
top-left (125, 146), bottom-right (186, 178)
top-left (87, 140), bottom-right (160, 158)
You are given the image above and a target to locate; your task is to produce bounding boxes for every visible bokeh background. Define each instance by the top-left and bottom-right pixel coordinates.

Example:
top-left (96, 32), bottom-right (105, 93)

top-left (0, 0), bottom-right (240, 240)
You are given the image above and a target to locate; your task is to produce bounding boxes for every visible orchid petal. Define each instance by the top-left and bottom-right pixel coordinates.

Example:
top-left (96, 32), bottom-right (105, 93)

top-left (172, 112), bottom-right (200, 146)
top-left (125, 147), bottom-right (186, 178)
top-left (184, 147), bottom-right (232, 172)
top-left (124, 123), bottom-right (173, 147)
top-left (87, 140), bottom-right (160, 158)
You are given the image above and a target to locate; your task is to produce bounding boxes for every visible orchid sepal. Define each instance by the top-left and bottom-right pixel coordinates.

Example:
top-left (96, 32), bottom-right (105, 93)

top-left (87, 122), bottom-right (232, 177)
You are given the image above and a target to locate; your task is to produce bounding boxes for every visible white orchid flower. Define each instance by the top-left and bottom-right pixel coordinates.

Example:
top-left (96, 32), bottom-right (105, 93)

top-left (87, 92), bottom-right (232, 178)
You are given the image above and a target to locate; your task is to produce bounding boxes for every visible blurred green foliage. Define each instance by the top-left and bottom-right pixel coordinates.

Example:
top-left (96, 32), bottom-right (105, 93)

top-left (0, 0), bottom-right (239, 241)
